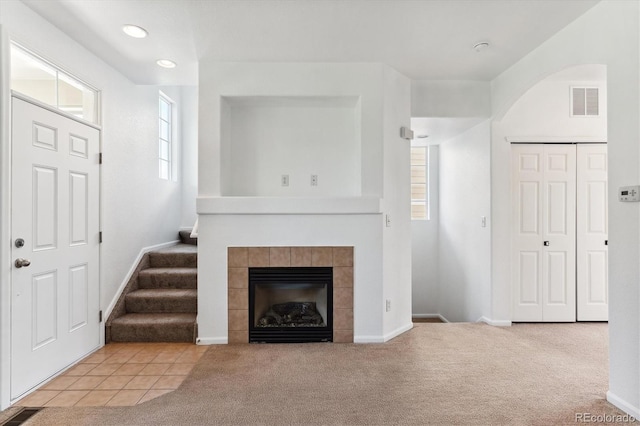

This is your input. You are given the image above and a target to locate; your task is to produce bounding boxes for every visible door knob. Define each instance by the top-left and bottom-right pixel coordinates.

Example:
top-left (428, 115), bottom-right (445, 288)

top-left (543, 241), bottom-right (550, 246)
top-left (14, 258), bottom-right (31, 268)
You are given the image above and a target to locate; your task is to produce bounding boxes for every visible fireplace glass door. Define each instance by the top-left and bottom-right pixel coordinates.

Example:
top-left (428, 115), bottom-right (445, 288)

top-left (249, 267), bottom-right (333, 343)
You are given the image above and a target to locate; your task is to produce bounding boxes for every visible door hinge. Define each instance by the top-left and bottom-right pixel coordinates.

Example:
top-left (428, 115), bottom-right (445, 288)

top-left (99, 310), bottom-right (103, 322)
top-left (99, 232), bottom-right (103, 243)
top-left (99, 153), bottom-right (103, 164)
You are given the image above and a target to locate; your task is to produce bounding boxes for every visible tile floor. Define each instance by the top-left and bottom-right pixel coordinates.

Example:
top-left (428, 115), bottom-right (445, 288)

top-left (14, 343), bottom-right (207, 407)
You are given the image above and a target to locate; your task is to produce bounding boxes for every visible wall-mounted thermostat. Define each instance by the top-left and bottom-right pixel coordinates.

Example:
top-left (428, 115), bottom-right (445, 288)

top-left (619, 186), bottom-right (640, 202)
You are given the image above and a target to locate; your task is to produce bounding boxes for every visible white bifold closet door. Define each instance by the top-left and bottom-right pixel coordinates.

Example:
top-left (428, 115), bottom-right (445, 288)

top-left (511, 143), bottom-right (608, 322)
top-left (511, 144), bottom-right (577, 322)
top-left (576, 144), bottom-right (608, 321)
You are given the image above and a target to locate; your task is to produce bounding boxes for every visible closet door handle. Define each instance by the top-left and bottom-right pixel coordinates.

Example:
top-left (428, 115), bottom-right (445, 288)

top-left (543, 241), bottom-right (550, 246)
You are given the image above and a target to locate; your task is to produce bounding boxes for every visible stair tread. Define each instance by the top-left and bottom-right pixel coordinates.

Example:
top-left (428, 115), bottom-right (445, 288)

top-left (107, 243), bottom-right (198, 344)
top-left (111, 312), bottom-right (196, 325)
top-left (127, 288), bottom-right (197, 298)
top-left (150, 244), bottom-right (197, 255)
top-left (139, 267), bottom-right (197, 275)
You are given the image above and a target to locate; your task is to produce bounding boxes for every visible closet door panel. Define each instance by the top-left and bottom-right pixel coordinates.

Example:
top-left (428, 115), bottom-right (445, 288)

top-left (541, 144), bottom-right (576, 322)
top-left (511, 145), bottom-right (544, 321)
top-left (577, 144), bottom-right (608, 321)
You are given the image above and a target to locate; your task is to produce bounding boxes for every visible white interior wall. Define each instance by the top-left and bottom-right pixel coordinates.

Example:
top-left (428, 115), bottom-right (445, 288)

top-left (199, 62), bottom-right (384, 198)
top-left (438, 120), bottom-right (491, 323)
top-left (0, 0), bottom-right (186, 408)
top-left (500, 64), bottom-right (607, 140)
top-left (180, 85), bottom-right (198, 229)
top-left (225, 98), bottom-right (360, 197)
top-left (411, 80), bottom-right (492, 118)
top-left (491, 0), bottom-right (640, 416)
top-left (381, 66), bottom-right (412, 338)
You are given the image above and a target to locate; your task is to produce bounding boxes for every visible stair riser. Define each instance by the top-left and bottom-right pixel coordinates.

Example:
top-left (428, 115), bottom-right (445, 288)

top-left (126, 297), bottom-right (197, 314)
top-left (179, 230), bottom-right (198, 246)
top-left (149, 253), bottom-right (197, 268)
top-left (109, 324), bottom-right (195, 343)
top-left (138, 273), bottom-right (197, 289)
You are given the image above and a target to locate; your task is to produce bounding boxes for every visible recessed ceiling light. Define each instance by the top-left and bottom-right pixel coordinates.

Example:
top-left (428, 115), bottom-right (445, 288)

top-left (122, 24), bottom-right (148, 38)
top-left (473, 42), bottom-right (490, 53)
top-left (157, 59), bottom-right (177, 69)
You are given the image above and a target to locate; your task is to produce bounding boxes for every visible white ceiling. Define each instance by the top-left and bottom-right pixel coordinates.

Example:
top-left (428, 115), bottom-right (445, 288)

top-left (21, 0), bottom-right (599, 86)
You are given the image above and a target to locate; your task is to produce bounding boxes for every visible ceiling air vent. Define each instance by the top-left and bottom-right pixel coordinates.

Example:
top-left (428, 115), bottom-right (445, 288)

top-left (572, 87), bottom-right (599, 116)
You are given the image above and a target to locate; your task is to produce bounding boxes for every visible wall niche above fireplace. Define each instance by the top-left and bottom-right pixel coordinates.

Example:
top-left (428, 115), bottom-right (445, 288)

top-left (220, 96), bottom-right (362, 197)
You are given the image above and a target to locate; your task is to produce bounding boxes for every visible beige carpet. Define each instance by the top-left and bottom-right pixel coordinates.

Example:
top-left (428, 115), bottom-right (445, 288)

top-left (18, 322), bottom-right (631, 425)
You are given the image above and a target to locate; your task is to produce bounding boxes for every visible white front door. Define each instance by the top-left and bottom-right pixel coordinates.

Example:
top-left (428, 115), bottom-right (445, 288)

top-left (512, 144), bottom-right (576, 322)
top-left (576, 144), bottom-right (608, 321)
top-left (11, 97), bottom-right (100, 399)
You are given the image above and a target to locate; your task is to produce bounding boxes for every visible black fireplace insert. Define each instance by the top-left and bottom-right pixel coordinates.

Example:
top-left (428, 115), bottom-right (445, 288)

top-left (249, 267), bottom-right (333, 343)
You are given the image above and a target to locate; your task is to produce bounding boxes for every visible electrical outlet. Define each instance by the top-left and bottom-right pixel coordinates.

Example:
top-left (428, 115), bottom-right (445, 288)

top-left (311, 174), bottom-right (318, 186)
top-left (281, 174), bottom-right (289, 187)
top-left (481, 216), bottom-right (487, 228)
top-left (386, 299), bottom-right (391, 312)
top-left (385, 214), bottom-right (391, 227)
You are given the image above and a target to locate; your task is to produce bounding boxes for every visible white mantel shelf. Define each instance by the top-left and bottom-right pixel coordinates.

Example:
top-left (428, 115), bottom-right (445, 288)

top-left (196, 196), bottom-right (383, 215)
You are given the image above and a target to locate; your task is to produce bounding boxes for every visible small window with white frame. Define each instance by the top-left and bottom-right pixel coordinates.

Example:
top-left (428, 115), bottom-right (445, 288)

top-left (411, 146), bottom-right (428, 220)
top-left (158, 92), bottom-right (174, 180)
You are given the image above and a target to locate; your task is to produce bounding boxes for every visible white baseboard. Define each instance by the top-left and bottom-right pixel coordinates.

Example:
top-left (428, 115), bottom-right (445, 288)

top-left (354, 322), bottom-right (414, 343)
top-left (196, 337), bottom-right (227, 345)
top-left (412, 313), bottom-right (439, 318)
top-left (413, 313), bottom-right (449, 323)
top-left (103, 240), bottom-right (179, 322)
top-left (354, 335), bottom-right (385, 343)
top-left (607, 390), bottom-right (640, 419)
top-left (477, 316), bottom-right (512, 327)
top-left (383, 322), bottom-right (413, 342)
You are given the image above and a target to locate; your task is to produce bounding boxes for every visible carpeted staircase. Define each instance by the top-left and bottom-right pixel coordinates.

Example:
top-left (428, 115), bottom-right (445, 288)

top-left (106, 232), bottom-right (197, 343)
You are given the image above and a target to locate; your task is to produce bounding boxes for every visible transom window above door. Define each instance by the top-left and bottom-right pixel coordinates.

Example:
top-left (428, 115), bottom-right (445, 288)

top-left (9, 43), bottom-right (99, 124)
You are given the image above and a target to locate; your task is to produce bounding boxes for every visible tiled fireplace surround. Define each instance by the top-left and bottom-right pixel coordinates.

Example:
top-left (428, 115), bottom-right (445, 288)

top-left (227, 246), bottom-right (354, 344)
